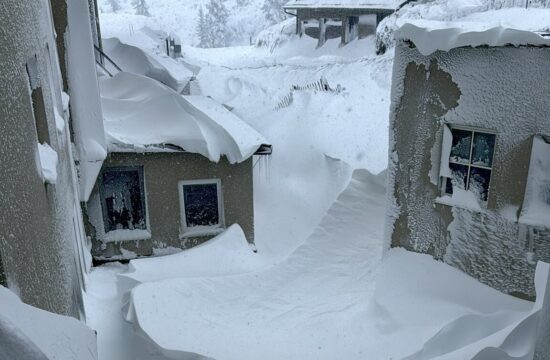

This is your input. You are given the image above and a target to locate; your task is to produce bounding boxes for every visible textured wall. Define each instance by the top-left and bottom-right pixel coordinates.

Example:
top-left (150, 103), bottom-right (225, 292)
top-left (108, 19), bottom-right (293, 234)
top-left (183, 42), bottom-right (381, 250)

top-left (86, 152), bottom-right (255, 260)
top-left (0, 0), bottom-right (83, 316)
top-left (388, 43), bottom-right (550, 298)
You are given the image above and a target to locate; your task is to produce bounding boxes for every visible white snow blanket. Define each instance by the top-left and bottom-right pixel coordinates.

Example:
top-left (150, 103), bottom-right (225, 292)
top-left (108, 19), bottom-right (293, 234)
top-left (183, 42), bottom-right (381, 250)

top-left (284, 0), bottom-right (403, 9)
top-left (99, 72), bottom-right (269, 163)
top-left (122, 168), bottom-right (548, 359)
top-left (37, 143), bottom-right (58, 184)
top-left (102, 37), bottom-right (193, 93)
top-left (0, 286), bottom-right (97, 360)
top-left (396, 20), bottom-right (550, 56)
top-left (119, 224), bottom-right (267, 287)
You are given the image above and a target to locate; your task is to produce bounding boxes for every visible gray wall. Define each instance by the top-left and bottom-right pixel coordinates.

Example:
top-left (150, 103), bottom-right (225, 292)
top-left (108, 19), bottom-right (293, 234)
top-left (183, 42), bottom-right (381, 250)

top-left (388, 43), bottom-right (550, 299)
top-left (0, 0), bottom-right (84, 317)
top-left (86, 152), bottom-right (255, 260)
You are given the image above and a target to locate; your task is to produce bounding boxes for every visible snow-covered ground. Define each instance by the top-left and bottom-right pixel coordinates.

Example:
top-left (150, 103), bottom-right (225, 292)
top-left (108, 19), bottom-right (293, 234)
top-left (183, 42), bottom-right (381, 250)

top-left (83, 2), bottom-right (550, 359)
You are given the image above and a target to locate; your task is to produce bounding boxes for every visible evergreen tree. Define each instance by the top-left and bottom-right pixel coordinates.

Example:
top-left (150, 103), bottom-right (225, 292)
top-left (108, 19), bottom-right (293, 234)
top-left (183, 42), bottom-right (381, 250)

top-left (205, 0), bottom-right (230, 47)
top-left (262, 0), bottom-right (287, 25)
top-left (195, 6), bottom-right (211, 48)
top-left (109, 0), bottom-right (121, 12)
top-left (133, 0), bottom-right (150, 16)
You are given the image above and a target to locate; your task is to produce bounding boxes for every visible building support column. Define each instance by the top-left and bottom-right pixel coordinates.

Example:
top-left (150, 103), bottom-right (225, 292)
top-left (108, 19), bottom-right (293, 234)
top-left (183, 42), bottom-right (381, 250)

top-left (296, 17), bottom-right (304, 37)
top-left (317, 18), bottom-right (326, 48)
top-left (341, 16), bottom-right (349, 45)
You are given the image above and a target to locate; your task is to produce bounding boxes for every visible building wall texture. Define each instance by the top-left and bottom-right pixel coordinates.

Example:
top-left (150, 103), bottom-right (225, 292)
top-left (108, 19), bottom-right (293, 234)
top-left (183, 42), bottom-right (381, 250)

top-left (0, 0), bottom-right (85, 317)
top-left (388, 43), bottom-right (550, 299)
top-left (86, 152), bottom-right (255, 260)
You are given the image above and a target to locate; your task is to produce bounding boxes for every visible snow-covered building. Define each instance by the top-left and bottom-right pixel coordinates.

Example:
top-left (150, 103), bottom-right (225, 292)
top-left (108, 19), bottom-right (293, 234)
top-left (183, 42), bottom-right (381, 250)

top-left (84, 72), bottom-right (271, 261)
top-left (0, 0), bottom-right (105, 320)
top-left (283, 0), bottom-right (407, 46)
top-left (387, 20), bottom-right (550, 299)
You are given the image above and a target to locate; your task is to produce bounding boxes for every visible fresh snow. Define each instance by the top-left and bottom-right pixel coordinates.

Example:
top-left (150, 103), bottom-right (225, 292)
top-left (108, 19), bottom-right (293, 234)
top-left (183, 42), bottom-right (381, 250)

top-left (0, 286), bottom-right (97, 360)
top-left (395, 20), bottom-right (550, 56)
top-left (99, 72), bottom-right (269, 163)
top-left (37, 143), bottom-right (58, 184)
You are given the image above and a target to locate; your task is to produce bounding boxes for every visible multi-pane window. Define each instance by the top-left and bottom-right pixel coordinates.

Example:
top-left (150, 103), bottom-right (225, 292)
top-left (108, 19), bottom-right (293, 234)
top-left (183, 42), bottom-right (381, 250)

top-left (179, 179), bottom-right (224, 233)
top-left (100, 167), bottom-right (147, 233)
top-left (444, 128), bottom-right (496, 202)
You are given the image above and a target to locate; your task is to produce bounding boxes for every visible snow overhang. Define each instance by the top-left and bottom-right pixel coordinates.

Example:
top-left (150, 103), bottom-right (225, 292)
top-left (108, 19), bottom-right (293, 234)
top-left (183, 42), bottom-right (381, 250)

top-left (99, 72), bottom-right (270, 164)
top-left (395, 20), bottom-right (550, 56)
top-left (283, 0), bottom-right (401, 10)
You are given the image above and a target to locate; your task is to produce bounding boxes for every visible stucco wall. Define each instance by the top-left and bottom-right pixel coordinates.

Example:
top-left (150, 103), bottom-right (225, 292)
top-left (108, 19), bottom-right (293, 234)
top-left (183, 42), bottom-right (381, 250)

top-left (0, 0), bottom-right (84, 317)
top-left (388, 43), bottom-right (550, 298)
top-left (86, 152), bottom-right (255, 260)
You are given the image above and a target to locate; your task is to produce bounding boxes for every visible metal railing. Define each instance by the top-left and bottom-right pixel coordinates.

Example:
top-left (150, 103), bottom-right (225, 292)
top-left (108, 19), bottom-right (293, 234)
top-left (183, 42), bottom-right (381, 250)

top-left (94, 45), bottom-right (122, 77)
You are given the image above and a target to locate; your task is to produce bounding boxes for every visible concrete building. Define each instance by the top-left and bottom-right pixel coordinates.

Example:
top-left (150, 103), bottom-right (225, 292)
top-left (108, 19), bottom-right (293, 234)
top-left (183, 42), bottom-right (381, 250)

top-left (283, 0), bottom-right (406, 47)
top-left (387, 21), bottom-right (550, 299)
top-left (0, 0), bottom-right (104, 319)
top-left (84, 72), bottom-right (271, 261)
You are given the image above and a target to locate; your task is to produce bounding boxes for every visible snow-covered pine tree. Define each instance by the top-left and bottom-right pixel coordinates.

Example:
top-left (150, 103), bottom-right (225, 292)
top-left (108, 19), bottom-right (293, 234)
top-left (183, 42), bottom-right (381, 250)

top-left (133, 0), bottom-right (150, 16)
top-left (196, 6), bottom-right (211, 48)
top-left (262, 0), bottom-right (288, 25)
top-left (205, 0), bottom-right (230, 47)
top-left (109, 0), bottom-right (121, 12)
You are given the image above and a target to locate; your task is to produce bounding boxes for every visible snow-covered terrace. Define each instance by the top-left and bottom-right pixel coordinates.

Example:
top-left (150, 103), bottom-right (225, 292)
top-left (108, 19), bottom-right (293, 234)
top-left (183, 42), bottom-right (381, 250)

top-left (284, 0), bottom-right (405, 10)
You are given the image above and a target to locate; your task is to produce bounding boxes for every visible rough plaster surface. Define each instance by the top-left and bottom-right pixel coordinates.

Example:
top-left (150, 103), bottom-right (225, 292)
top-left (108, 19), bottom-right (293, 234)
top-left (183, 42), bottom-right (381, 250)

top-left (86, 152), bottom-right (255, 260)
top-left (0, 0), bottom-right (83, 316)
top-left (388, 43), bottom-right (550, 298)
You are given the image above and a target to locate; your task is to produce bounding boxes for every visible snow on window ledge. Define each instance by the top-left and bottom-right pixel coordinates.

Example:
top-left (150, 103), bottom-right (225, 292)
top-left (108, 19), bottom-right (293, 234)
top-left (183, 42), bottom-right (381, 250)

top-left (179, 226), bottom-right (225, 239)
top-left (37, 143), bottom-right (58, 184)
top-left (104, 229), bottom-right (152, 243)
top-left (435, 187), bottom-right (484, 213)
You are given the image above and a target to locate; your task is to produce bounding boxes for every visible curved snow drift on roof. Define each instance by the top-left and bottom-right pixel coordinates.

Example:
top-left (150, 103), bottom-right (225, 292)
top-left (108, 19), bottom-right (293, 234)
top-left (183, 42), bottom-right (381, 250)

top-left (396, 20), bottom-right (550, 56)
top-left (99, 72), bottom-right (269, 163)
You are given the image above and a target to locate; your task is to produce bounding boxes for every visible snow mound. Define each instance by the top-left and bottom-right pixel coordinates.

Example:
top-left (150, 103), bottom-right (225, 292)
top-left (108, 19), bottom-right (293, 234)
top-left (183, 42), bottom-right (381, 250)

top-left (99, 72), bottom-right (269, 163)
top-left (123, 169), bottom-right (387, 359)
top-left (119, 224), bottom-right (266, 286)
top-left (103, 37), bottom-right (193, 92)
top-left (396, 20), bottom-right (550, 56)
top-left (402, 261), bottom-right (549, 360)
top-left (0, 286), bottom-right (97, 360)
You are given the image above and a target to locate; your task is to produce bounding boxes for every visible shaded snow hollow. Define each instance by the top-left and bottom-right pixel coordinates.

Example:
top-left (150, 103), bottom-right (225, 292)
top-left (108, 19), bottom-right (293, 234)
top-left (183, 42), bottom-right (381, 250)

top-left (99, 72), bottom-right (269, 163)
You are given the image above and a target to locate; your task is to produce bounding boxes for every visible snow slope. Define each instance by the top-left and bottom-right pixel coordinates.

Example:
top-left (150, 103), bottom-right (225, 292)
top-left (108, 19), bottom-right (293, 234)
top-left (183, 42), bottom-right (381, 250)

top-left (0, 286), bottom-right (97, 360)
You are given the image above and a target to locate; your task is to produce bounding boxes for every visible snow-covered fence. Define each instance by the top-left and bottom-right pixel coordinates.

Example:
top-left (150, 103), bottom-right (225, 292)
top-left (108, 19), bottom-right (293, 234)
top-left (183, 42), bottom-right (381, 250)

top-left (276, 77), bottom-right (342, 109)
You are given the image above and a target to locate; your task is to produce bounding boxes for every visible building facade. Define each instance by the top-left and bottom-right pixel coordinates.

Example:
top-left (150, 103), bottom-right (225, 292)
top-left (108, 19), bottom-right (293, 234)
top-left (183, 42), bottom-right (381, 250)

top-left (387, 26), bottom-right (550, 299)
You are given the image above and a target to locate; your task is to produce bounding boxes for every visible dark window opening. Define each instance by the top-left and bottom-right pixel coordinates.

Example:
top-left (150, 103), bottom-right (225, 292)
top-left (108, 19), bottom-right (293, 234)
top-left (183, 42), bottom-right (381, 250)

top-left (100, 167), bottom-right (147, 233)
top-left (0, 253), bottom-right (6, 287)
top-left (181, 181), bottom-right (221, 228)
top-left (26, 56), bottom-right (50, 144)
top-left (446, 128), bottom-right (496, 202)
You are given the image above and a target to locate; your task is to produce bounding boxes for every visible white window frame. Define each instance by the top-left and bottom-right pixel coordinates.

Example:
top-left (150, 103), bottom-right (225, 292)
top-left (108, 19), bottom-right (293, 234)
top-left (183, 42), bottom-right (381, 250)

top-left (178, 178), bottom-right (225, 237)
top-left (440, 125), bottom-right (497, 203)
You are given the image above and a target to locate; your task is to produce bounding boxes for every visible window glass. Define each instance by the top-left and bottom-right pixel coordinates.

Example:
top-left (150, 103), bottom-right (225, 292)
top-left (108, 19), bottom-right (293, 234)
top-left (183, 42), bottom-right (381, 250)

top-left (445, 163), bottom-right (468, 195)
top-left (100, 167), bottom-right (147, 232)
top-left (469, 167), bottom-right (491, 202)
top-left (472, 132), bottom-right (496, 167)
top-left (450, 129), bottom-right (472, 164)
top-left (183, 183), bottom-right (220, 227)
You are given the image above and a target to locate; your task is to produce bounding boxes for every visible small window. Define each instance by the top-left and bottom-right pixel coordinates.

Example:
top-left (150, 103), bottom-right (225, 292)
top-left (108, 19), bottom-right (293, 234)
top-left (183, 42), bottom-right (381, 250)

top-left (443, 127), bottom-right (496, 203)
top-left (178, 179), bottom-right (224, 235)
top-left (99, 167), bottom-right (148, 233)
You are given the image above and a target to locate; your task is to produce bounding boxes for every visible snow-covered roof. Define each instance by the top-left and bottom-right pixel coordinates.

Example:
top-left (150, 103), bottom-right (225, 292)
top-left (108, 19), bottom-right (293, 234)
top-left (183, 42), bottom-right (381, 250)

top-left (284, 0), bottom-right (402, 10)
top-left (99, 72), bottom-right (270, 164)
top-left (396, 20), bottom-right (550, 56)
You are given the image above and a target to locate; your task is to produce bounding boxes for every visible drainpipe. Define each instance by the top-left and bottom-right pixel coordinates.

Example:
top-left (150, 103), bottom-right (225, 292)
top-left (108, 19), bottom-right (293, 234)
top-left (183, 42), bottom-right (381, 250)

top-left (284, 8), bottom-right (301, 36)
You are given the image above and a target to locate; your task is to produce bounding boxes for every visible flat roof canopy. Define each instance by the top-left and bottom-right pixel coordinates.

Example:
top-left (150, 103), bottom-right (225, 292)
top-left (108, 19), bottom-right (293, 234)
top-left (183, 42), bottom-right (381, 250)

top-left (284, 0), bottom-right (405, 10)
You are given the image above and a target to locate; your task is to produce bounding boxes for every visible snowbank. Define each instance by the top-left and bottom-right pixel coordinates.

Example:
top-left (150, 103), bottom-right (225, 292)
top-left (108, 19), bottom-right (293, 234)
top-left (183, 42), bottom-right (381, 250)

top-left (395, 20), bottom-right (550, 56)
top-left (119, 224), bottom-right (266, 287)
top-left (0, 286), bottom-right (97, 360)
top-left (99, 72), bottom-right (269, 163)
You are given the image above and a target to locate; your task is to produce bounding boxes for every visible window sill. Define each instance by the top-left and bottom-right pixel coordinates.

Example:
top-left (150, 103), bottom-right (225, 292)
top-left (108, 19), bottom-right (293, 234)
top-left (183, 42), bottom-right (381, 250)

top-left (179, 226), bottom-right (225, 239)
top-left (435, 194), bottom-right (485, 213)
top-left (104, 229), bottom-right (152, 243)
